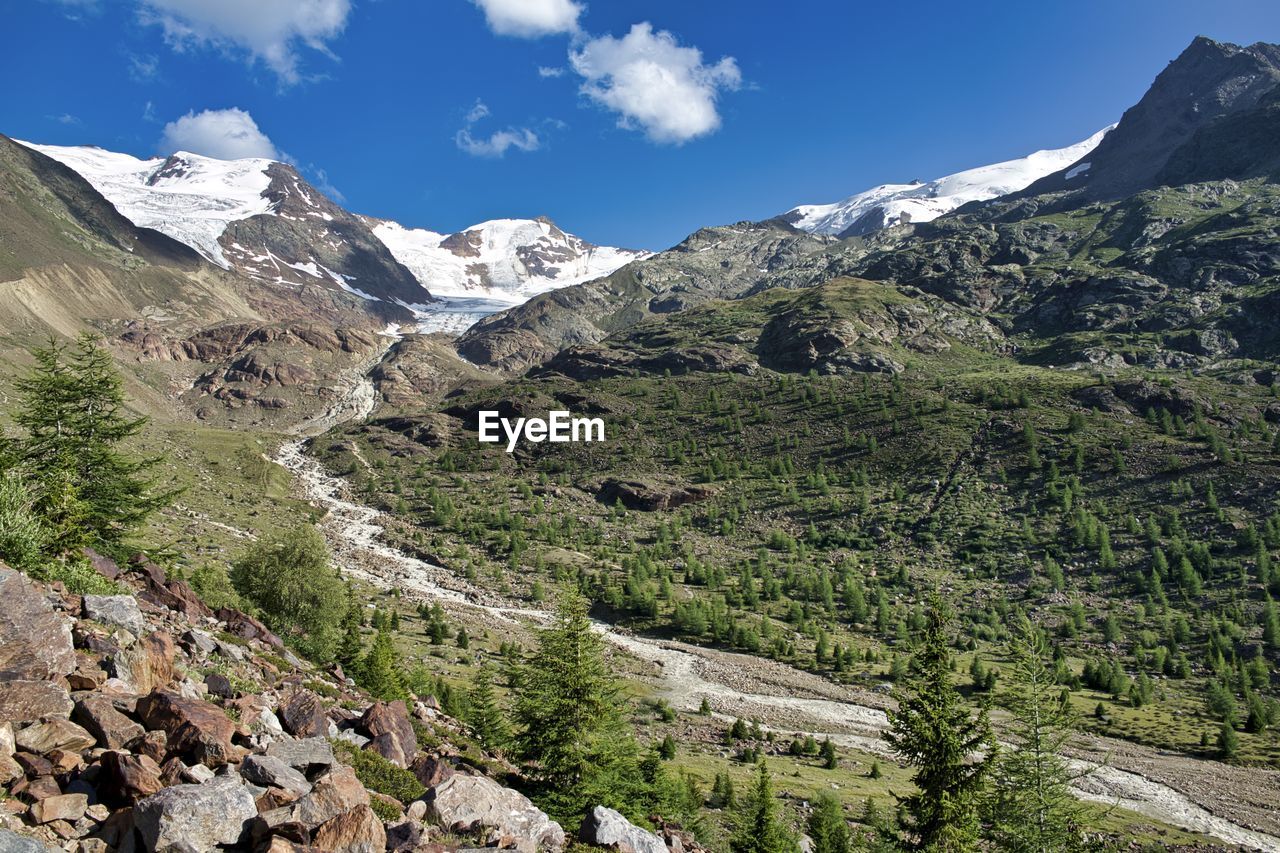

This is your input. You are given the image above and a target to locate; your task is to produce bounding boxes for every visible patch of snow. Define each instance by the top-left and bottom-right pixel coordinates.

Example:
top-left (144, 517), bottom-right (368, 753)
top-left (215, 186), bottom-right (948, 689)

top-left (788, 125), bottom-right (1116, 236)
top-left (18, 141), bottom-right (276, 267)
top-left (1065, 161), bottom-right (1092, 180)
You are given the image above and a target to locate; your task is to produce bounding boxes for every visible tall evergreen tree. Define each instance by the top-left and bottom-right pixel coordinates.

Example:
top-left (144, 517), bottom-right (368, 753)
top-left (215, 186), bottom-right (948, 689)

top-left (807, 792), bottom-right (851, 853)
top-left (886, 595), bottom-right (995, 852)
top-left (361, 621), bottom-right (408, 701)
top-left (985, 617), bottom-right (1087, 852)
top-left (13, 334), bottom-right (172, 553)
top-left (512, 593), bottom-right (644, 825)
top-left (467, 665), bottom-right (510, 751)
top-left (731, 762), bottom-right (798, 853)
top-left (335, 587), bottom-right (365, 672)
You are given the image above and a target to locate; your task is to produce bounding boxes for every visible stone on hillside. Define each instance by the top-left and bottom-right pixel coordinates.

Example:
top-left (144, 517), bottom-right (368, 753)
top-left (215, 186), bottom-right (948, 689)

top-left (98, 751), bottom-right (165, 807)
top-left (73, 695), bottom-right (145, 749)
top-left (30, 793), bottom-right (88, 825)
top-left (409, 754), bottom-right (455, 788)
top-left (240, 754), bottom-right (312, 797)
top-left (133, 776), bottom-right (257, 853)
top-left (0, 828), bottom-right (57, 852)
top-left (14, 720), bottom-right (96, 755)
top-left (360, 701), bottom-right (417, 768)
top-left (182, 629), bottom-right (217, 656)
top-left (270, 764), bottom-right (369, 830)
top-left (425, 774), bottom-right (565, 853)
top-left (109, 631), bottom-right (175, 694)
top-left (135, 689), bottom-right (241, 767)
top-left (0, 751), bottom-right (18, 785)
top-left (216, 608), bottom-right (284, 649)
top-left (0, 682), bottom-right (73, 725)
top-left (82, 595), bottom-right (146, 636)
top-left (0, 565), bottom-right (76, 682)
top-left (0, 721), bottom-right (13, 755)
top-left (83, 548), bottom-right (121, 580)
top-left (311, 803), bottom-right (387, 853)
top-left (266, 737), bottom-right (334, 774)
top-left (278, 690), bottom-right (329, 738)
top-left (597, 479), bottom-right (716, 512)
top-left (579, 806), bottom-right (667, 853)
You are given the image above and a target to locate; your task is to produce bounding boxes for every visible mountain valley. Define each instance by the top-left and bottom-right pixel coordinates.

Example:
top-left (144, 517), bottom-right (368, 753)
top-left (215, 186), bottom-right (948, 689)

top-left (2, 32), bottom-right (1280, 853)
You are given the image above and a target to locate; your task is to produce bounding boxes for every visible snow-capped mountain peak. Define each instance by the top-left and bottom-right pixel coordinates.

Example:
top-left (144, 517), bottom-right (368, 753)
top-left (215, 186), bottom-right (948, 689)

top-left (785, 126), bottom-right (1115, 237)
top-left (368, 215), bottom-right (650, 302)
top-left (20, 142), bottom-right (276, 267)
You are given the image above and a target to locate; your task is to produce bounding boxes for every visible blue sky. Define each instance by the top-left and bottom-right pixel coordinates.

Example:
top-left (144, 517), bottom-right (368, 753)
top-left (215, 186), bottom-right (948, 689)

top-left (3, 0), bottom-right (1279, 250)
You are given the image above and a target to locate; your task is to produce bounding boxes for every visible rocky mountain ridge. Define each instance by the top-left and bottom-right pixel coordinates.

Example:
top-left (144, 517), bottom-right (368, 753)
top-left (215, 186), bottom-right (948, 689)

top-left (19, 141), bottom-right (646, 313)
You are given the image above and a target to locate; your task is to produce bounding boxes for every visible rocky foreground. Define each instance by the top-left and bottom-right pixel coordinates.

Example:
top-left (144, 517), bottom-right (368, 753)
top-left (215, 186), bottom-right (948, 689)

top-left (0, 560), bottom-right (694, 853)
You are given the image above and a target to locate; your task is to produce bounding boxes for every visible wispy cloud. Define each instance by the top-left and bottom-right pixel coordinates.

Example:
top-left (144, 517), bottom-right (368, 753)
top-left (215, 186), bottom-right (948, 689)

top-left (454, 100), bottom-right (543, 158)
top-left (47, 113), bottom-right (82, 125)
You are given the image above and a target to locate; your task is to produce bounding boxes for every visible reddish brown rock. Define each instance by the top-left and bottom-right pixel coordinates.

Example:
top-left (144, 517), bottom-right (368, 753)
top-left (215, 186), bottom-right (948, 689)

top-left (0, 564), bottom-right (76, 681)
top-left (135, 689), bottom-right (241, 767)
top-left (99, 751), bottom-right (165, 807)
top-left (30, 793), bottom-right (88, 824)
top-left (110, 631), bottom-right (175, 694)
top-left (73, 694), bottom-right (145, 749)
top-left (126, 729), bottom-right (168, 763)
top-left (15, 719), bottom-right (96, 755)
top-left (216, 608), bottom-right (284, 649)
top-left (0, 681), bottom-right (73, 725)
top-left (13, 773), bottom-right (61, 802)
top-left (278, 690), bottom-right (329, 738)
top-left (311, 803), bottom-right (386, 853)
top-left (409, 754), bottom-right (456, 788)
top-left (13, 751), bottom-right (54, 777)
top-left (83, 548), bottom-right (121, 580)
top-left (360, 701), bottom-right (417, 768)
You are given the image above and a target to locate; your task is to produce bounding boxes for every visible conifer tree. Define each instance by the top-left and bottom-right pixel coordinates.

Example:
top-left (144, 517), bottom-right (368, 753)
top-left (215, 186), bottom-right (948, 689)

top-left (335, 588), bottom-right (365, 672)
top-left (820, 737), bottom-right (838, 769)
top-left (467, 665), bottom-right (509, 751)
top-left (807, 792), bottom-right (851, 853)
top-left (886, 595), bottom-right (995, 851)
top-left (731, 762), bottom-right (798, 853)
top-left (985, 618), bottom-right (1086, 851)
top-left (512, 593), bottom-right (644, 824)
top-left (11, 334), bottom-right (173, 553)
top-left (361, 622), bottom-right (408, 701)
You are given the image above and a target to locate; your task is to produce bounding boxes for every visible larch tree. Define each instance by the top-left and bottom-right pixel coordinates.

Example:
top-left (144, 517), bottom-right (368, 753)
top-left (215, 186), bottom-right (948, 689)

top-left (985, 617), bottom-right (1088, 852)
top-left (886, 594), bottom-right (995, 852)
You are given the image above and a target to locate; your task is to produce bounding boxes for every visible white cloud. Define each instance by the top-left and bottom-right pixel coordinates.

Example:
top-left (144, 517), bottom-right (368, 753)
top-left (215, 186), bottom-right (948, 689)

top-left (454, 100), bottom-right (541, 158)
top-left (159, 108), bottom-right (281, 160)
top-left (48, 113), bottom-right (82, 125)
top-left (569, 22), bottom-right (741, 144)
top-left (537, 65), bottom-right (566, 78)
top-left (471, 0), bottom-right (581, 38)
top-left (138, 0), bottom-right (350, 85)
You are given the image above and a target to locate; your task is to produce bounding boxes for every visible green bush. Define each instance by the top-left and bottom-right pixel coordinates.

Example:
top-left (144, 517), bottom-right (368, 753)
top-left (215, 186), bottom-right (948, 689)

top-left (231, 526), bottom-right (346, 663)
top-left (332, 740), bottom-right (426, 804)
top-left (0, 473), bottom-right (49, 571)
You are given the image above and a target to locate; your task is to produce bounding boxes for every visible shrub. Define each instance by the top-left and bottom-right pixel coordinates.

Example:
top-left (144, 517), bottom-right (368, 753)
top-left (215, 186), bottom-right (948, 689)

top-left (231, 526), bottom-right (346, 662)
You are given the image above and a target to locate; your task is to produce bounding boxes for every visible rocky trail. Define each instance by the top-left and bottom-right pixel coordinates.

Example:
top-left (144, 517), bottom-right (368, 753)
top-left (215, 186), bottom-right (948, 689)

top-left (275, 437), bottom-right (1280, 852)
